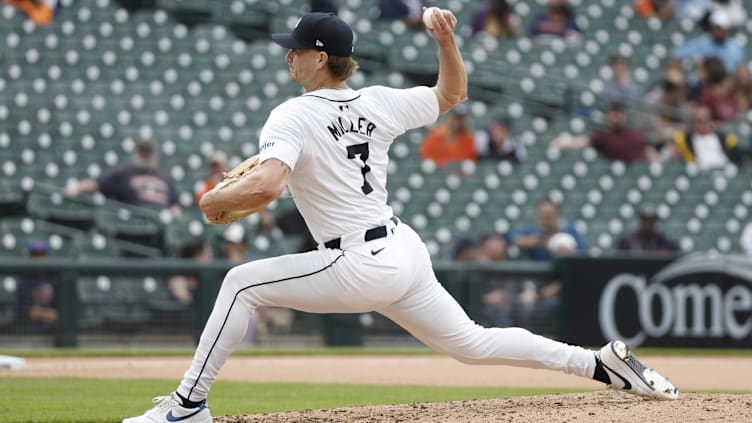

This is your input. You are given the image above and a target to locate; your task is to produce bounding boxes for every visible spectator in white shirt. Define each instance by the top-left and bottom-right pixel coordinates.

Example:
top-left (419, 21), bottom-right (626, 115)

top-left (671, 104), bottom-right (742, 170)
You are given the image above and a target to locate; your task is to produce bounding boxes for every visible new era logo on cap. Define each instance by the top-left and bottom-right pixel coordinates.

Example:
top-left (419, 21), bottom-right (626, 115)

top-left (271, 12), bottom-right (354, 57)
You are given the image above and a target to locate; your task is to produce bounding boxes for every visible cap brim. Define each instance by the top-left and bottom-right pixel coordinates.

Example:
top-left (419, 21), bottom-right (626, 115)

top-left (271, 33), bottom-right (307, 50)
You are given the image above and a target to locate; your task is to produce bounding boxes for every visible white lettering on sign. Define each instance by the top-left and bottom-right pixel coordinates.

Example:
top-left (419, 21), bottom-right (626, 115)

top-left (599, 273), bottom-right (752, 346)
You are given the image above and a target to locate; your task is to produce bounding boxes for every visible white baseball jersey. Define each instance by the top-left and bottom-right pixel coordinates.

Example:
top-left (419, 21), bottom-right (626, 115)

top-left (258, 86), bottom-right (438, 243)
top-left (176, 85), bottom-right (598, 404)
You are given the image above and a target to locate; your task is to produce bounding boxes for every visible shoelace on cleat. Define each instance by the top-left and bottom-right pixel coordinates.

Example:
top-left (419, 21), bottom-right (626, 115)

top-left (144, 395), bottom-right (175, 416)
top-left (622, 348), bottom-right (655, 390)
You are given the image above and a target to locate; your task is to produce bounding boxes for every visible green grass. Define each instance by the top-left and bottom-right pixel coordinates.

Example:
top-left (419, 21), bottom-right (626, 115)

top-left (0, 377), bottom-right (588, 423)
top-left (2, 347), bottom-right (749, 421)
top-left (2, 346), bottom-right (752, 358)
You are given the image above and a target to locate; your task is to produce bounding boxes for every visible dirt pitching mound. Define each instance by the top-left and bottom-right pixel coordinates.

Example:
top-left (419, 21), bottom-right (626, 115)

top-left (216, 391), bottom-right (751, 423)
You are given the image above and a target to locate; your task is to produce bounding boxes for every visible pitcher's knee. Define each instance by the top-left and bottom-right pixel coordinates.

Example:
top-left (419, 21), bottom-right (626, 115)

top-left (221, 267), bottom-right (241, 292)
top-left (221, 265), bottom-right (259, 296)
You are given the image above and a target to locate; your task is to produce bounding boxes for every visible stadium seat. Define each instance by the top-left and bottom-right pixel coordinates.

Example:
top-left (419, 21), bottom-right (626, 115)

top-left (0, 179), bottom-right (25, 217)
top-left (104, 277), bottom-right (152, 326)
top-left (141, 275), bottom-right (191, 313)
top-left (0, 217), bottom-right (76, 257)
top-left (93, 205), bottom-right (164, 250)
top-left (72, 232), bottom-right (121, 257)
top-left (76, 275), bottom-right (112, 329)
top-left (26, 191), bottom-right (97, 230)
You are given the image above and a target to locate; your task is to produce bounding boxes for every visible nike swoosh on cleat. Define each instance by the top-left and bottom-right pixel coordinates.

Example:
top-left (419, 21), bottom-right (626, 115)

top-left (602, 363), bottom-right (632, 391)
top-left (371, 247), bottom-right (385, 256)
top-left (166, 407), bottom-right (204, 422)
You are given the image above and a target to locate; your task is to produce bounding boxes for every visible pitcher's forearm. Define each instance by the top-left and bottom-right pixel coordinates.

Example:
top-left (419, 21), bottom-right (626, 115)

top-left (199, 159), bottom-right (289, 215)
top-left (434, 37), bottom-right (467, 112)
top-left (427, 8), bottom-right (466, 113)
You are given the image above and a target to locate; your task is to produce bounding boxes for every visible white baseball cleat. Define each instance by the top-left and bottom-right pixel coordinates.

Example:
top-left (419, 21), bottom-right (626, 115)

top-left (123, 392), bottom-right (212, 423)
top-left (598, 340), bottom-right (679, 400)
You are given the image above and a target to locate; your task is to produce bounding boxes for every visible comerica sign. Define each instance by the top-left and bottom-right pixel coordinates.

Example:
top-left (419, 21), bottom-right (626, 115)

top-left (560, 254), bottom-right (752, 348)
top-left (598, 274), bottom-right (752, 346)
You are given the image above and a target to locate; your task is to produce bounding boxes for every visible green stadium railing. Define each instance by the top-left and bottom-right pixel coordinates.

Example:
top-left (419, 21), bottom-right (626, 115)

top-left (0, 257), bottom-right (554, 347)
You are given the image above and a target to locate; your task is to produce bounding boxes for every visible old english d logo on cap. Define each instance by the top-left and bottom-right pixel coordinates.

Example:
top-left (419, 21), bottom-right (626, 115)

top-left (271, 12), bottom-right (354, 57)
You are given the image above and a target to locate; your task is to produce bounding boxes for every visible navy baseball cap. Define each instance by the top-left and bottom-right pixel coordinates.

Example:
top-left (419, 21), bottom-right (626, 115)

top-left (272, 12), bottom-right (354, 57)
top-left (27, 240), bottom-right (51, 255)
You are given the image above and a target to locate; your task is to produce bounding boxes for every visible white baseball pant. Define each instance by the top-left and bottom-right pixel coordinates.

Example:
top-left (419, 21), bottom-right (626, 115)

top-left (178, 219), bottom-right (596, 401)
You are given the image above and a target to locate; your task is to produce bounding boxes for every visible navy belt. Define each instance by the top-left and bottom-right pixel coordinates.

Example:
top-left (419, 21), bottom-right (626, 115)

top-left (324, 217), bottom-right (399, 250)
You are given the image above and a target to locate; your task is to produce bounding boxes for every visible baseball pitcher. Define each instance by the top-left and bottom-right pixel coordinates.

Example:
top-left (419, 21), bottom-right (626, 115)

top-left (124, 9), bottom-right (677, 423)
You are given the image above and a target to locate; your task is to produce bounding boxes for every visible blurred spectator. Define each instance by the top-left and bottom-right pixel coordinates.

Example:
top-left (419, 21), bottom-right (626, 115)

top-left (6, 0), bottom-right (60, 26)
top-left (512, 231), bottom-right (571, 331)
top-left (167, 239), bottom-right (212, 306)
top-left (711, 0), bottom-right (747, 26)
top-left (420, 105), bottom-right (477, 167)
top-left (508, 198), bottom-right (587, 261)
top-left (616, 205), bottom-right (679, 253)
top-left (377, 0), bottom-right (424, 26)
top-left (634, 0), bottom-right (677, 20)
top-left (475, 115), bottom-right (526, 162)
top-left (672, 104), bottom-right (742, 169)
top-left (638, 60), bottom-right (690, 150)
top-left (16, 240), bottom-right (58, 333)
top-left (475, 233), bottom-right (514, 328)
top-left (546, 232), bottom-right (578, 257)
top-left (733, 64), bottom-right (752, 112)
top-left (451, 235), bottom-right (479, 262)
top-left (476, 233), bottom-right (508, 262)
top-left (550, 102), bottom-right (660, 164)
top-left (195, 151), bottom-right (229, 205)
top-left (528, 0), bottom-right (582, 45)
top-left (687, 56), bottom-right (726, 101)
top-left (481, 284), bottom-right (513, 327)
top-left (470, 0), bottom-right (520, 40)
top-left (674, 0), bottom-right (712, 22)
top-left (456, 230), bottom-right (562, 333)
top-left (510, 278), bottom-right (562, 334)
top-left (741, 222), bottom-right (752, 255)
top-left (601, 54), bottom-right (643, 110)
top-left (672, 9), bottom-right (745, 73)
top-left (65, 138), bottom-right (182, 218)
top-left (697, 58), bottom-right (739, 121)
top-left (450, 233), bottom-right (506, 324)
top-left (309, 0), bottom-right (339, 14)
top-left (451, 232), bottom-right (508, 263)
top-left (697, 0), bottom-right (747, 29)
top-left (499, 233), bottom-right (569, 332)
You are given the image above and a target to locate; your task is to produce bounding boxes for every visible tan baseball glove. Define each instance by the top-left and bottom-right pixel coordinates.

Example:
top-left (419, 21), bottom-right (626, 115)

top-left (204, 154), bottom-right (261, 224)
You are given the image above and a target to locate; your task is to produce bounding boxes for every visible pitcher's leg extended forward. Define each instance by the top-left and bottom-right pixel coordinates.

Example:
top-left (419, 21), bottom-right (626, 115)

top-left (378, 261), bottom-right (678, 399)
top-left (378, 270), bottom-right (597, 378)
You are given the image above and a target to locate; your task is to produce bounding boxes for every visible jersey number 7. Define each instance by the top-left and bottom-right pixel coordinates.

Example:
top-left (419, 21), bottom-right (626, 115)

top-left (346, 142), bottom-right (373, 195)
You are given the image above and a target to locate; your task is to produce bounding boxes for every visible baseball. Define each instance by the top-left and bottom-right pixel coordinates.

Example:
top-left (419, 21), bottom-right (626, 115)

top-left (422, 7), bottom-right (440, 29)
